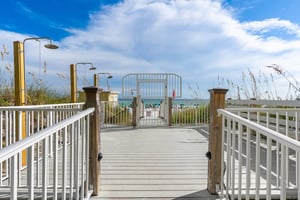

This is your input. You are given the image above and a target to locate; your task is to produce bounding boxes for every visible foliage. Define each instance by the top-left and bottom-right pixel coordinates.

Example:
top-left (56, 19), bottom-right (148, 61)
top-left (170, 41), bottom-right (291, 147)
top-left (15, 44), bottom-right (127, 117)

top-left (0, 87), bottom-right (14, 106)
top-left (104, 104), bottom-right (132, 125)
top-left (0, 84), bottom-right (71, 106)
top-left (218, 66), bottom-right (300, 100)
top-left (0, 43), bottom-right (73, 106)
top-left (172, 104), bottom-right (210, 124)
top-left (27, 84), bottom-right (71, 105)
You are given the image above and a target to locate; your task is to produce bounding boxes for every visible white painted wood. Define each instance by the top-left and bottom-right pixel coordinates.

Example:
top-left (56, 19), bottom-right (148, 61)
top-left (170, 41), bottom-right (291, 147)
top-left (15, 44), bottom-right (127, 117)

top-left (74, 120), bottom-right (80, 200)
top-left (80, 119), bottom-right (85, 200)
top-left (11, 155), bottom-right (17, 200)
top-left (280, 145), bottom-right (287, 200)
top-left (238, 120), bottom-right (243, 200)
top-left (219, 108), bottom-right (300, 199)
top-left (255, 132), bottom-right (260, 200)
top-left (266, 137), bottom-right (271, 200)
top-left (28, 145), bottom-right (34, 200)
top-left (53, 132), bottom-right (58, 200)
top-left (62, 127), bottom-right (67, 200)
top-left (298, 152), bottom-right (300, 200)
top-left (69, 123), bottom-right (74, 200)
top-left (92, 128), bottom-right (220, 200)
top-left (85, 116), bottom-right (90, 198)
top-left (42, 137), bottom-right (48, 200)
top-left (0, 105), bottom-right (93, 199)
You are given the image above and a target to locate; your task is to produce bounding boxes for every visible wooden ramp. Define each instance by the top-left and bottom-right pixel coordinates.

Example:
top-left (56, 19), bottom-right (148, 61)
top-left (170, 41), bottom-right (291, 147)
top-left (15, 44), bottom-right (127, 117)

top-left (92, 127), bottom-right (220, 200)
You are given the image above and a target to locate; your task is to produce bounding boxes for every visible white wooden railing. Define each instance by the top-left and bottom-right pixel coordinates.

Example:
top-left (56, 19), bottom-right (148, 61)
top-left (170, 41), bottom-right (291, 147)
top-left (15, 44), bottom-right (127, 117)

top-left (172, 99), bottom-right (210, 126)
top-left (0, 103), bottom-right (84, 174)
top-left (0, 103), bottom-right (94, 200)
top-left (0, 103), bottom-right (84, 145)
top-left (218, 108), bottom-right (300, 199)
top-left (100, 101), bottom-right (132, 127)
top-left (227, 99), bottom-right (300, 108)
top-left (99, 99), bottom-right (210, 128)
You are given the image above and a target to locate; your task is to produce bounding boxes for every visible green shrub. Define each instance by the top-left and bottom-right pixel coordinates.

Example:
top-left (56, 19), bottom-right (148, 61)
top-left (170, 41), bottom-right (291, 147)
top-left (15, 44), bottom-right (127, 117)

top-left (104, 104), bottom-right (132, 125)
top-left (172, 104), bottom-right (210, 124)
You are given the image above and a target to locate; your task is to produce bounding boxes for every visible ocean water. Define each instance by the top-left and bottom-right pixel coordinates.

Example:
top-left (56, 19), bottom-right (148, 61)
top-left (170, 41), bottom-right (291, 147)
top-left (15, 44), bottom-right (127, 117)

top-left (118, 98), bottom-right (209, 107)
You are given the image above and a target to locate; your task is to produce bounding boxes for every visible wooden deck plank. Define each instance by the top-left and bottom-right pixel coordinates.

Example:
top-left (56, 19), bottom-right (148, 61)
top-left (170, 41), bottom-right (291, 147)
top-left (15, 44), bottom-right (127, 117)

top-left (91, 127), bottom-right (221, 200)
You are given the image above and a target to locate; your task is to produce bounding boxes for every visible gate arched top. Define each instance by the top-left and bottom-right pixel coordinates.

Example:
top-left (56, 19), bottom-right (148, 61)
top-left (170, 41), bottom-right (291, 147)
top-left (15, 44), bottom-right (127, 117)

top-left (122, 73), bottom-right (182, 98)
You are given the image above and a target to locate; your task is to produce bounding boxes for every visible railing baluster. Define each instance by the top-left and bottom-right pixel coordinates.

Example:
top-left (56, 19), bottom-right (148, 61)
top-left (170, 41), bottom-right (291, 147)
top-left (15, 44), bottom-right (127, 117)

top-left (42, 110), bottom-right (45, 130)
top-left (10, 111), bottom-right (14, 143)
top-left (36, 110), bottom-right (41, 186)
top-left (276, 112), bottom-right (280, 187)
top-left (80, 118), bottom-right (85, 199)
top-left (255, 132), bottom-right (261, 200)
top-left (285, 112), bottom-right (289, 186)
top-left (53, 132), bottom-right (58, 200)
top-left (295, 112), bottom-right (298, 188)
top-left (85, 115), bottom-right (90, 198)
top-left (280, 145), bottom-right (287, 200)
top-left (5, 111), bottom-right (9, 146)
top-left (5, 111), bottom-right (9, 184)
top-left (0, 111), bottom-right (2, 186)
top-left (231, 120), bottom-right (236, 199)
top-left (36, 143), bottom-right (40, 186)
top-left (266, 137), bottom-right (272, 200)
top-left (74, 120), bottom-right (80, 200)
top-left (11, 155), bottom-right (18, 200)
top-left (42, 137), bottom-right (49, 200)
top-left (246, 113), bottom-right (251, 200)
top-left (221, 115), bottom-right (225, 197)
top-left (297, 151), bottom-right (300, 200)
top-left (226, 119), bottom-right (232, 198)
top-left (69, 123), bottom-right (74, 200)
top-left (266, 112), bottom-right (271, 200)
top-left (16, 110), bottom-right (21, 186)
top-left (28, 144), bottom-right (34, 200)
top-left (62, 127), bottom-right (67, 200)
top-left (49, 110), bottom-right (53, 156)
top-left (238, 115), bottom-right (242, 200)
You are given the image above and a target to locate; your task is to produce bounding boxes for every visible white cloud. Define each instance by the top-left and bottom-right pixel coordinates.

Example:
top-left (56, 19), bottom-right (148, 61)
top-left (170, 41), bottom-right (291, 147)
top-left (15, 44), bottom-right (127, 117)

top-left (1, 0), bottom-right (300, 99)
top-left (242, 18), bottom-right (300, 37)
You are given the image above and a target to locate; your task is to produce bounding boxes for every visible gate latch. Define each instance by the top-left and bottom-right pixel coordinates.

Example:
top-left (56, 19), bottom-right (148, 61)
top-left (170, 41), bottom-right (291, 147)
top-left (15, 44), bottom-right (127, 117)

top-left (98, 152), bottom-right (103, 161)
top-left (205, 151), bottom-right (211, 160)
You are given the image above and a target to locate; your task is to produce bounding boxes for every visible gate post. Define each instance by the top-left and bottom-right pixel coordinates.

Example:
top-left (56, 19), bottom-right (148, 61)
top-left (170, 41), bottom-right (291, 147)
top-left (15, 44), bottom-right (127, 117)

top-left (207, 88), bottom-right (228, 194)
top-left (83, 86), bottom-right (101, 196)
top-left (132, 97), bottom-right (137, 127)
top-left (168, 97), bottom-right (173, 126)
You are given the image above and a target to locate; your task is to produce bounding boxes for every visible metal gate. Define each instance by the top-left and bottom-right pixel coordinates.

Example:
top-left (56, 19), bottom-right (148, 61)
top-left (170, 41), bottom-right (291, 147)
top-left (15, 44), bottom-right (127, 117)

top-left (122, 73), bottom-right (182, 127)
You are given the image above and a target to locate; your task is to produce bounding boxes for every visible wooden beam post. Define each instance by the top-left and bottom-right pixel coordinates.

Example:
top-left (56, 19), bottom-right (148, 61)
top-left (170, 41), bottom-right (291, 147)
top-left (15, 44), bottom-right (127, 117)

top-left (168, 97), bottom-right (172, 126)
top-left (83, 86), bottom-right (101, 195)
top-left (132, 97), bottom-right (137, 127)
top-left (207, 88), bottom-right (228, 194)
top-left (14, 41), bottom-right (27, 166)
top-left (70, 64), bottom-right (77, 103)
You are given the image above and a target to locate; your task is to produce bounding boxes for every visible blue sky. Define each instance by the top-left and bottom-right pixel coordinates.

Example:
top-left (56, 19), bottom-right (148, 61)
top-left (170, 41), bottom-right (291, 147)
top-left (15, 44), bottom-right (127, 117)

top-left (1, 0), bottom-right (300, 99)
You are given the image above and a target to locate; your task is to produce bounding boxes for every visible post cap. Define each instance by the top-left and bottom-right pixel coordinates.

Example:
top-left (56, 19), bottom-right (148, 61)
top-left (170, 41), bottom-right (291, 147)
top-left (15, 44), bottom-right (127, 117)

top-left (83, 86), bottom-right (102, 93)
top-left (208, 88), bottom-right (228, 94)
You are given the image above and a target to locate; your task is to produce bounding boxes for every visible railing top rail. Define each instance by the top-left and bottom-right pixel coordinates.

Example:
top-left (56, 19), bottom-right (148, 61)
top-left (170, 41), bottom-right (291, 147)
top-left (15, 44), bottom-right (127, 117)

top-left (0, 107), bottom-right (95, 163)
top-left (227, 99), bottom-right (300, 107)
top-left (226, 107), bottom-right (300, 112)
top-left (218, 108), bottom-right (300, 152)
top-left (0, 102), bottom-right (84, 110)
top-left (0, 107), bottom-right (83, 112)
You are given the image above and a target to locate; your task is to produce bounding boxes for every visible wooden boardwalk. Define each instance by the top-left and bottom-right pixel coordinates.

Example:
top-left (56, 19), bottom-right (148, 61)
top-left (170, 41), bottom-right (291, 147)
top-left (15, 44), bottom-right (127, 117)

top-left (92, 127), bottom-right (220, 200)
